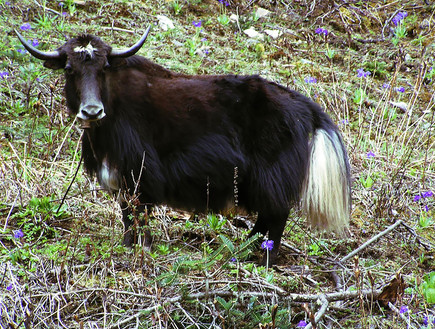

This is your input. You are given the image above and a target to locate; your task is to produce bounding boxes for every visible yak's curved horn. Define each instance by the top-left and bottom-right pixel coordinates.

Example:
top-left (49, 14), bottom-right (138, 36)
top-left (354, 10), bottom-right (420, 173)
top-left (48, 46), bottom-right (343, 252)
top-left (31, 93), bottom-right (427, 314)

top-left (110, 26), bottom-right (151, 58)
top-left (15, 30), bottom-right (61, 60)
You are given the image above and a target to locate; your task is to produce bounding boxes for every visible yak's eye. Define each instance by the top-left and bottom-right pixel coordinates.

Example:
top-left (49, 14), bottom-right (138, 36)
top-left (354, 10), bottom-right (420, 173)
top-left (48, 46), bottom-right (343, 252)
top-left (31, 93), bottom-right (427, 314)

top-left (64, 63), bottom-right (74, 75)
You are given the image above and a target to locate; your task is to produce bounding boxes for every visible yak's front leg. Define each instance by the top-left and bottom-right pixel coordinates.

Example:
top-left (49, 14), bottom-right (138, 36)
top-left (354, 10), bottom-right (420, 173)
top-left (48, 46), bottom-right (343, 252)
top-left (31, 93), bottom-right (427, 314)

top-left (121, 201), bottom-right (152, 248)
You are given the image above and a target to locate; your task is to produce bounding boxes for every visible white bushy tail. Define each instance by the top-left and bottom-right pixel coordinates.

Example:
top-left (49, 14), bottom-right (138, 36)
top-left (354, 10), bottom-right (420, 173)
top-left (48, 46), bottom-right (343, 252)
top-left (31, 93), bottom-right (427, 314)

top-left (302, 129), bottom-right (351, 231)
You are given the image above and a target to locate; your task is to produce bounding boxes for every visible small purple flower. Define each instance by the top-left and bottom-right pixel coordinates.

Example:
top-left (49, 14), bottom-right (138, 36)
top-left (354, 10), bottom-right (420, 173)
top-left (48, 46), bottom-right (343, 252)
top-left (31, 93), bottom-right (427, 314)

top-left (297, 320), bottom-right (308, 328)
top-left (230, 257), bottom-right (237, 262)
top-left (382, 83), bottom-right (390, 89)
top-left (414, 195), bottom-right (422, 202)
top-left (392, 11), bottom-right (408, 26)
top-left (340, 119), bottom-right (349, 125)
top-left (0, 71), bottom-right (9, 79)
top-left (193, 20), bottom-right (202, 28)
top-left (59, 2), bottom-right (64, 6)
top-left (424, 205), bottom-right (429, 212)
top-left (367, 151), bottom-right (375, 158)
top-left (31, 39), bottom-right (39, 47)
top-left (5, 1), bottom-right (11, 5)
top-left (396, 87), bottom-right (405, 93)
top-left (62, 12), bottom-right (68, 17)
top-left (423, 315), bottom-right (428, 326)
top-left (14, 229), bottom-right (24, 239)
top-left (17, 48), bottom-right (27, 54)
top-left (6, 284), bottom-right (13, 291)
top-left (204, 49), bottom-right (210, 55)
top-left (399, 305), bottom-right (408, 314)
top-left (261, 240), bottom-right (274, 251)
top-left (218, 0), bottom-right (229, 6)
top-left (422, 191), bottom-right (433, 198)
top-left (201, 38), bottom-right (207, 42)
top-left (357, 68), bottom-right (371, 78)
top-left (315, 28), bottom-right (328, 36)
top-left (304, 77), bottom-right (317, 84)
top-left (20, 23), bottom-right (31, 30)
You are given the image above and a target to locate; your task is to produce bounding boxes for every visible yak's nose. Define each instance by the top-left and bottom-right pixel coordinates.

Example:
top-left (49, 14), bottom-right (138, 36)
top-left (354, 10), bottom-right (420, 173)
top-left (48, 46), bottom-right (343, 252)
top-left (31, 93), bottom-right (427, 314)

top-left (77, 103), bottom-right (106, 121)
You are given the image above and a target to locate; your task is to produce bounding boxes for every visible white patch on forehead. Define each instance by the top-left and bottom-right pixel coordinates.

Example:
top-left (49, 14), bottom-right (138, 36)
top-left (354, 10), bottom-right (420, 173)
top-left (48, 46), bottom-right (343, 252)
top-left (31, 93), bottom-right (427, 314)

top-left (74, 43), bottom-right (97, 58)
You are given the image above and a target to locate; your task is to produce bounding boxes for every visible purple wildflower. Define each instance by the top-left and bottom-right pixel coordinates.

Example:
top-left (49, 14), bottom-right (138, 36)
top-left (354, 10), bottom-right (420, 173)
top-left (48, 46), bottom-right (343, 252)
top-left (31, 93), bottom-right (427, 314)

top-left (367, 151), bottom-right (375, 158)
top-left (0, 71), bottom-right (9, 79)
top-left (424, 205), bottom-right (429, 212)
top-left (423, 316), bottom-right (428, 326)
top-left (396, 87), bottom-right (405, 93)
top-left (392, 11), bottom-right (408, 26)
top-left (357, 68), bottom-right (371, 78)
top-left (399, 305), bottom-right (408, 314)
top-left (14, 229), bottom-right (24, 239)
top-left (422, 191), bottom-right (433, 198)
top-left (59, 2), bottom-right (64, 6)
top-left (20, 23), bottom-right (31, 30)
top-left (218, 0), bottom-right (229, 6)
top-left (6, 284), bottom-right (13, 291)
top-left (414, 195), bottom-right (422, 202)
top-left (193, 20), bottom-right (202, 28)
top-left (315, 28), bottom-right (328, 36)
top-left (261, 240), bottom-right (274, 251)
top-left (31, 39), bottom-right (39, 47)
top-left (297, 320), bottom-right (308, 328)
top-left (230, 257), bottom-right (237, 262)
top-left (17, 48), bottom-right (27, 54)
top-left (304, 77), bottom-right (317, 84)
top-left (382, 83), bottom-right (390, 89)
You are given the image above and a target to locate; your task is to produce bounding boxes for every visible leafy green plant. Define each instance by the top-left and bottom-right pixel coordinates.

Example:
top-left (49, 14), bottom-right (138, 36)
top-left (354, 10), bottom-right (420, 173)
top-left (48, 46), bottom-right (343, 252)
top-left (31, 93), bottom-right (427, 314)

top-left (169, 0), bottom-right (183, 15)
top-left (157, 243), bottom-right (171, 255)
top-left (217, 14), bottom-right (230, 26)
top-left (418, 213), bottom-right (434, 229)
top-left (391, 12), bottom-right (408, 46)
top-left (360, 173), bottom-right (374, 188)
top-left (12, 196), bottom-right (67, 241)
top-left (420, 272), bottom-right (435, 304)
top-left (206, 213), bottom-right (227, 231)
top-left (353, 88), bottom-right (367, 105)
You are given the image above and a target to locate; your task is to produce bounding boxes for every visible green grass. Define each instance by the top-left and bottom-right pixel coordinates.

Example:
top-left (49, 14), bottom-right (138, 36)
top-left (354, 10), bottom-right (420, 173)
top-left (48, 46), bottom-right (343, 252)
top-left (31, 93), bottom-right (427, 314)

top-left (1, 0), bottom-right (434, 328)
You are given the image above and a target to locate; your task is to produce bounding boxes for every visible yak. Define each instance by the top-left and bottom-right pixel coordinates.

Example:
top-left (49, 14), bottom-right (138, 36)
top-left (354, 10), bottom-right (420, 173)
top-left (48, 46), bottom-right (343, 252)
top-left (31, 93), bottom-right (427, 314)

top-left (16, 27), bottom-right (351, 264)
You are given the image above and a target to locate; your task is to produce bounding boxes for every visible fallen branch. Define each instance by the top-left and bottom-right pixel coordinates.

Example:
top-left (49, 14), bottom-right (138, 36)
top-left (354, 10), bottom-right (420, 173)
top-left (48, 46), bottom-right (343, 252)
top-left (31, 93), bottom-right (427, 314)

top-left (340, 220), bottom-right (403, 263)
top-left (107, 288), bottom-right (382, 328)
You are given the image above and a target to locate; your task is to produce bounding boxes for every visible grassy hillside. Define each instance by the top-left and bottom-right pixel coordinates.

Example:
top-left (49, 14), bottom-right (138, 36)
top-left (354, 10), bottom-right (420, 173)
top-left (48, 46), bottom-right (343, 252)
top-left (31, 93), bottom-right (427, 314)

top-left (1, 0), bottom-right (434, 328)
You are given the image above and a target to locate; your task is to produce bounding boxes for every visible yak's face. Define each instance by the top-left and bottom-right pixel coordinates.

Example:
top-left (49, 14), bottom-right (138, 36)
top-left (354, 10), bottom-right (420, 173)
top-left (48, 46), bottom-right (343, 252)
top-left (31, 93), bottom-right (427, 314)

top-left (16, 27), bottom-right (151, 125)
top-left (45, 35), bottom-right (112, 122)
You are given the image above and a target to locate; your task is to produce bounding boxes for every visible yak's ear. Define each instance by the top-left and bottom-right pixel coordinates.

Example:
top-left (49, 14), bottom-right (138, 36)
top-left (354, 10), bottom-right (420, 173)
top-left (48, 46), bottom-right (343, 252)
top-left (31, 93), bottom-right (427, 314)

top-left (43, 58), bottom-right (66, 70)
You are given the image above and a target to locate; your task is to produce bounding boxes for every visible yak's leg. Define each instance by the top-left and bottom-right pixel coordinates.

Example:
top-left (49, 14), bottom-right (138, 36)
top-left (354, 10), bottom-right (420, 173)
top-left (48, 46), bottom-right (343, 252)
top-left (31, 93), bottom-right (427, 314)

top-left (249, 210), bottom-right (288, 266)
top-left (248, 213), bottom-right (269, 238)
top-left (121, 202), bottom-right (152, 248)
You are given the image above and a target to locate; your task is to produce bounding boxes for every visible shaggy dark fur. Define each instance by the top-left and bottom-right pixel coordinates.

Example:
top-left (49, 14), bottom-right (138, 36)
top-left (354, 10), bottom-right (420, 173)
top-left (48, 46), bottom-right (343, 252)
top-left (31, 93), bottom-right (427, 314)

top-left (20, 33), bottom-right (351, 264)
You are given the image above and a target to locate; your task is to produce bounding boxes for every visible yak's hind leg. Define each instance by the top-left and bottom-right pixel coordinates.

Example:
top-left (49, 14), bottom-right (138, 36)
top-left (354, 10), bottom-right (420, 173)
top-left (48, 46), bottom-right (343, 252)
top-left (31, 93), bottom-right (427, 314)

top-left (121, 201), bottom-right (152, 248)
top-left (249, 210), bottom-right (289, 265)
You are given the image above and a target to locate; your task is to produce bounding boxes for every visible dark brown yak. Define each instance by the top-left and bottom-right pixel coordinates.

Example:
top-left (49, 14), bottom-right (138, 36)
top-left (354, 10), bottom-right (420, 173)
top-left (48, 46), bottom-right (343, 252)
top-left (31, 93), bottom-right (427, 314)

top-left (16, 27), bottom-right (351, 264)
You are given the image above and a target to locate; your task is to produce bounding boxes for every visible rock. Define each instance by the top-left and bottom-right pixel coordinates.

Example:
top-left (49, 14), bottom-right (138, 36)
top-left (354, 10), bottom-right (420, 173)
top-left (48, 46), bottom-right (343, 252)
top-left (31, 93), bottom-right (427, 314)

top-left (157, 15), bottom-right (175, 31)
top-left (243, 27), bottom-right (264, 40)
top-left (264, 29), bottom-right (282, 39)
top-left (255, 7), bottom-right (271, 19)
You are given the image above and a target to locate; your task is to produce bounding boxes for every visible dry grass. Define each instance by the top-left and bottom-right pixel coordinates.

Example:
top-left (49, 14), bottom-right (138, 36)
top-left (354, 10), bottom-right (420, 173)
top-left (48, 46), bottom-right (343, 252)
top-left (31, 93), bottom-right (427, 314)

top-left (1, 0), bottom-right (434, 328)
